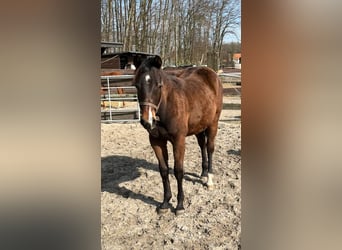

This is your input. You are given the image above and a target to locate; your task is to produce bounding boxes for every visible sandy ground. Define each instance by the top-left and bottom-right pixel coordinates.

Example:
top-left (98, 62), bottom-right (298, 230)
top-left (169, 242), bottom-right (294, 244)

top-left (101, 97), bottom-right (241, 249)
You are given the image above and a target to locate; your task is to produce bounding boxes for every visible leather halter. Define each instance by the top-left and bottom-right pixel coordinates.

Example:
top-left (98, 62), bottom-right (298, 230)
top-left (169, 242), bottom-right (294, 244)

top-left (139, 99), bottom-right (162, 122)
top-left (139, 101), bottom-right (159, 110)
top-left (139, 81), bottom-right (163, 116)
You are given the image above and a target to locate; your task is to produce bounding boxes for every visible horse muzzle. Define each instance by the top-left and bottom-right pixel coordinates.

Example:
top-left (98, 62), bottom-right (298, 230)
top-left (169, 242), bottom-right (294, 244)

top-left (140, 105), bottom-right (159, 131)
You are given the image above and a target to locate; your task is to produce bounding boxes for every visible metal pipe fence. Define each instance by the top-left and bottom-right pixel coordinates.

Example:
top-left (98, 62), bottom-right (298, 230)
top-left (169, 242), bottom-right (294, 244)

top-left (101, 75), bottom-right (140, 123)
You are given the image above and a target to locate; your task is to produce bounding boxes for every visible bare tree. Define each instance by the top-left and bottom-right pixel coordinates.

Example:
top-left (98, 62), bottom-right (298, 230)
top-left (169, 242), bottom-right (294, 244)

top-left (101, 0), bottom-right (241, 69)
top-left (208, 0), bottom-right (240, 70)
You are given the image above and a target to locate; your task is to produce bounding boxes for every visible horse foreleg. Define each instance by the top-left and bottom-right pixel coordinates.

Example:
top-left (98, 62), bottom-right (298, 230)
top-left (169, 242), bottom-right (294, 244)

top-left (173, 136), bottom-right (186, 215)
top-left (149, 136), bottom-right (171, 213)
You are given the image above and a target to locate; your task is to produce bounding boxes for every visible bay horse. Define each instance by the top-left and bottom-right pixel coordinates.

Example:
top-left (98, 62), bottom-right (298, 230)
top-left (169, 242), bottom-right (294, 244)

top-left (133, 56), bottom-right (223, 215)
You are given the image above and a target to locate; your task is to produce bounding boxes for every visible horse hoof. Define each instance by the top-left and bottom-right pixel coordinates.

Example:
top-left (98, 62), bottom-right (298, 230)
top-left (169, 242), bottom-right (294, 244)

top-left (157, 207), bottom-right (169, 214)
top-left (175, 209), bottom-right (185, 216)
top-left (205, 173), bottom-right (214, 190)
top-left (201, 176), bottom-right (208, 185)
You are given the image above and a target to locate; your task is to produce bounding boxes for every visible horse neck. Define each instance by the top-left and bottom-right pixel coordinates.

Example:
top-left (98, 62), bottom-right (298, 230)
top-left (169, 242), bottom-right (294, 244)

top-left (157, 72), bottom-right (170, 115)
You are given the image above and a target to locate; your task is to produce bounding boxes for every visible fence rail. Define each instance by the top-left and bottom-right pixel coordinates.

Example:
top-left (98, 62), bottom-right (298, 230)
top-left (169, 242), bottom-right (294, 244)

top-left (101, 71), bottom-right (241, 123)
top-left (218, 72), bottom-right (241, 84)
top-left (101, 75), bottom-right (140, 123)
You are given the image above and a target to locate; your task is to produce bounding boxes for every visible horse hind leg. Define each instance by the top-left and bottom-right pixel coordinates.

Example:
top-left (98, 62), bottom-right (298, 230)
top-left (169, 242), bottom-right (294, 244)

top-left (205, 124), bottom-right (219, 190)
top-left (196, 132), bottom-right (208, 183)
top-left (173, 136), bottom-right (186, 215)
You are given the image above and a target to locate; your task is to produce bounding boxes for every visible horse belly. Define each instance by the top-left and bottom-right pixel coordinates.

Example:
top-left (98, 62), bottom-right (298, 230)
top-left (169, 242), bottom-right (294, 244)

top-left (187, 107), bottom-right (216, 135)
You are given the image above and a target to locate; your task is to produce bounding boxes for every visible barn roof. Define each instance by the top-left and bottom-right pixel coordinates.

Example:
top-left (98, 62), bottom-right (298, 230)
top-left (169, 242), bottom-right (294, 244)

top-left (102, 51), bottom-right (157, 57)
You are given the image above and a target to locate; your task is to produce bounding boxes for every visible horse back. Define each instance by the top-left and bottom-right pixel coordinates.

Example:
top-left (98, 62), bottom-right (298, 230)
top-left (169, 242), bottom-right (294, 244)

top-left (180, 67), bottom-right (222, 97)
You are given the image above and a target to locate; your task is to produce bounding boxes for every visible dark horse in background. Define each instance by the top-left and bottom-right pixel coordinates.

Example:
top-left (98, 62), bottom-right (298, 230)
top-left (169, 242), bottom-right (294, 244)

top-left (133, 56), bottom-right (223, 215)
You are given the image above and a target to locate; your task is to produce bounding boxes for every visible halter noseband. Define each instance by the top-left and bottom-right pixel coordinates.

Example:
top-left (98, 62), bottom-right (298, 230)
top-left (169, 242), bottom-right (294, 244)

top-left (139, 101), bottom-right (159, 110)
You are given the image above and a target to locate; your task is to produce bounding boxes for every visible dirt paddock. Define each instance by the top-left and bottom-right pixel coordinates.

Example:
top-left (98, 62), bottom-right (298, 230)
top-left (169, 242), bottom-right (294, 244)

top-left (101, 118), bottom-right (241, 249)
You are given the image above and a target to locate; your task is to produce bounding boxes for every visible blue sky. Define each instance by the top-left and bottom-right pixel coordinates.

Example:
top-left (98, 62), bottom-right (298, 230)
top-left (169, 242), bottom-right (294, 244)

top-left (223, 0), bottom-right (241, 43)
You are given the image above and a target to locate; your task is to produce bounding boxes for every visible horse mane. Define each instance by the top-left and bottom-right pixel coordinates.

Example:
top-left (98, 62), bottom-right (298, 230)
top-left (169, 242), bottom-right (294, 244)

top-left (140, 56), bottom-right (162, 70)
top-left (137, 56), bottom-right (221, 96)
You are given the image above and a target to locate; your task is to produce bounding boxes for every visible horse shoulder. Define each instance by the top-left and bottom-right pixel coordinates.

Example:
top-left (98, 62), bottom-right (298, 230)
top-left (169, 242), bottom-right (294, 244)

top-left (159, 80), bottom-right (188, 133)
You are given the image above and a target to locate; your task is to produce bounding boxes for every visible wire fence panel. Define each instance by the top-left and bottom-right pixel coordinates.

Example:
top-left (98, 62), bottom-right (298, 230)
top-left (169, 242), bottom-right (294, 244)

top-left (101, 75), bottom-right (140, 123)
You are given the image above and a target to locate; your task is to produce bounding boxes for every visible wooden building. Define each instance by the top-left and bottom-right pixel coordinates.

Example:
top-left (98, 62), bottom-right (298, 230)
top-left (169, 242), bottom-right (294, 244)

top-left (101, 42), bottom-right (157, 70)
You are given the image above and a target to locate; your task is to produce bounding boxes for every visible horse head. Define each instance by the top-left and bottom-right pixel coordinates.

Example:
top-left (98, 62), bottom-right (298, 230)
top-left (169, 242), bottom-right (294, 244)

top-left (133, 55), bottom-right (164, 132)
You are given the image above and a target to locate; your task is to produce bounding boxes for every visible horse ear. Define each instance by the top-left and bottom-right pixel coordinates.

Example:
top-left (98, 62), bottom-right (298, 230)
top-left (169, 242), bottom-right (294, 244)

top-left (134, 56), bottom-right (143, 70)
top-left (152, 55), bottom-right (162, 69)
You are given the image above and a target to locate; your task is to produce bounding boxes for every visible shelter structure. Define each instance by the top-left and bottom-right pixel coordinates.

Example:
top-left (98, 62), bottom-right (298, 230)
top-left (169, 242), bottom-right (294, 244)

top-left (101, 42), bottom-right (156, 70)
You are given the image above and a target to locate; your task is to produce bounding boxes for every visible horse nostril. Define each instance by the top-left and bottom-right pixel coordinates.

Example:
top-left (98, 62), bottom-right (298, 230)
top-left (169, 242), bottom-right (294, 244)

top-left (140, 118), bottom-right (151, 130)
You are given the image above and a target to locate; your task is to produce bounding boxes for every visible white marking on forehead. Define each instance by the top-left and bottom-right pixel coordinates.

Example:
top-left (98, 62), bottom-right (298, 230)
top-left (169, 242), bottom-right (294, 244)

top-left (145, 74), bottom-right (151, 83)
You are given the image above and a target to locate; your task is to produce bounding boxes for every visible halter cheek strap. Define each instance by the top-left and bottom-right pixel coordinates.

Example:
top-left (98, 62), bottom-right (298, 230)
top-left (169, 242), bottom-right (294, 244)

top-left (139, 82), bottom-right (163, 116)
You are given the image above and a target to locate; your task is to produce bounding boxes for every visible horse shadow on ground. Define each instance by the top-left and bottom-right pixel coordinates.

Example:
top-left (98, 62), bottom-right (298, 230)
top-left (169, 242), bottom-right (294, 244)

top-left (227, 149), bottom-right (241, 156)
top-left (183, 172), bottom-right (204, 186)
top-left (101, 155), bottom-right (160, 207)
top-left (101, 155), bottom-right (205, 207)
